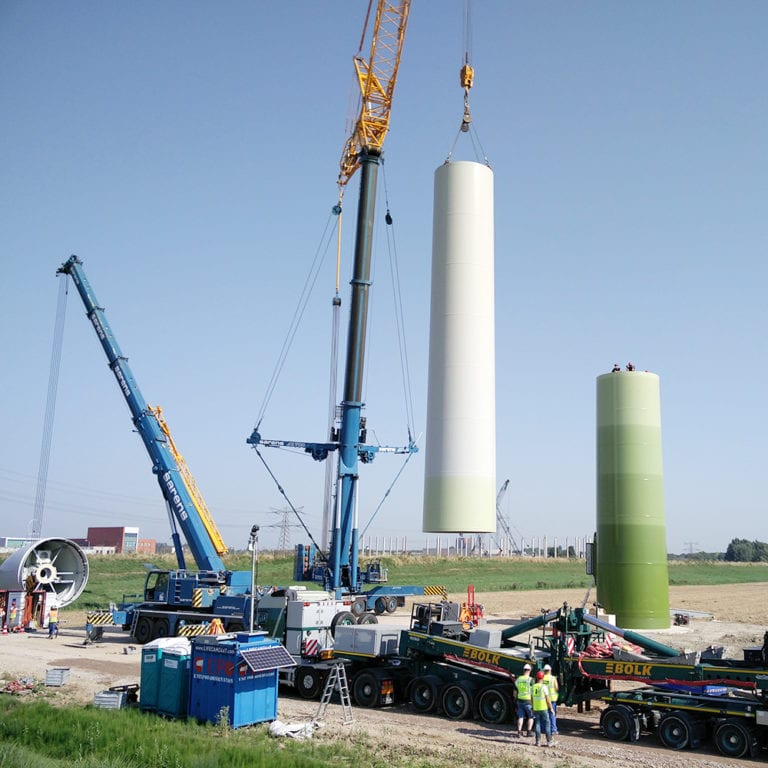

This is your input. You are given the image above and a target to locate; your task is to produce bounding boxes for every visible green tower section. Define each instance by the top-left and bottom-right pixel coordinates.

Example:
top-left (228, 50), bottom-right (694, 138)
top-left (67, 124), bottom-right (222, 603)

top-left (596, 370), bottom-right (670, 629)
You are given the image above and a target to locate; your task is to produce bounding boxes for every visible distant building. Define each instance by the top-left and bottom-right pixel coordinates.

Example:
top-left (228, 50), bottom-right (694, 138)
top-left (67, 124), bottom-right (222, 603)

top-left (137, 538), bottom-right (156, 555)
top-left (0, 537), bottom-right (28, 550)
top-left (86, 526), bottom-right (140, 554)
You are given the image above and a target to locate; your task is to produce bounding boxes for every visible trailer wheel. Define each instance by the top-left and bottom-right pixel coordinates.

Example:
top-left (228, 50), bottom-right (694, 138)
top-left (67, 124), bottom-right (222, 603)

top-left (410, 675), bottom-right (441, 713)
top-left (295, 666), bottom-right (324, 700)
top-left (601, 704), bottom-right (640, 741)
top-left (353, 672), bottom-right (380, 708)
top-left (441, 682), bottom-right (474, 720)
top-left (350, 597), bottom-right (367, 617)
top-left (714, 718), bottom-right (757, 759)
top-left (357, 613), bottom-right (378, 625)
top-left (385, 597), bottom-right (398, 614)
top-left (227, 621), bottom-right (245, 633)
top-left (330, 611), bottom-right (357, 636)
top-left (374, 597), bottom-right (387, 615)
top-left (658, 710), bottom-right (700, 750)
top-left (477, 686), bottom-right (511, 724)
top-left (134, 616), bottom-right (153, 645)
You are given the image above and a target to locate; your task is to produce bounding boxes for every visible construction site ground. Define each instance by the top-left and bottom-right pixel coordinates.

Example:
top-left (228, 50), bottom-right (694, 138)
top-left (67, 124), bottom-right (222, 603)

top-left (3, 582), bottom-right (767, 767)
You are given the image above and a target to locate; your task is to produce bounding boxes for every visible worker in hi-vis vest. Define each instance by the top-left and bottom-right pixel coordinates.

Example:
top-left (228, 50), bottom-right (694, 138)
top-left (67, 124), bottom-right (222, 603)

top-left (542, 663), bottom-right (559, 735)
top-left (48, 604), bottom-right (59, 638)
top-left (532, 670), bottom-right (555, 747)
top-left (515, 663), bottom-right (534, 737)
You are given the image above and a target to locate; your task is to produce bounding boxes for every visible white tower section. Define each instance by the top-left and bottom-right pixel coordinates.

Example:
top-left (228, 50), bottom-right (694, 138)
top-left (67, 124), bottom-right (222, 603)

top-left (423, 160), bottom-right (496, 533)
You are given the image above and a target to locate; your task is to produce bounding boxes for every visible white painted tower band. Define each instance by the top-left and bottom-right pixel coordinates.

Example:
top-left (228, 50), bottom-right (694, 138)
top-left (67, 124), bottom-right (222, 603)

top-left (423, 161), bottom-right (496, 533)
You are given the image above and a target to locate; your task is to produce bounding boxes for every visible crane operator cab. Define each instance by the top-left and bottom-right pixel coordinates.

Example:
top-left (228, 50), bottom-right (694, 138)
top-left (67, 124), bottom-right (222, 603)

top-left (145, 570), bottom-right (170, 603)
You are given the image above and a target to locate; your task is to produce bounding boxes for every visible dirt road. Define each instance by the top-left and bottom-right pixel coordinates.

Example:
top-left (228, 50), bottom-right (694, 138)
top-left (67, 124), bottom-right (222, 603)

top-left (2, 583), bottom-right (767, 767)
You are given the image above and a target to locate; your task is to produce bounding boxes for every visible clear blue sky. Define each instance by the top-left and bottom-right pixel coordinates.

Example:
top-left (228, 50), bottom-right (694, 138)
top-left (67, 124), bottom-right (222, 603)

top-left (1, 2), bottom-right (766, 556)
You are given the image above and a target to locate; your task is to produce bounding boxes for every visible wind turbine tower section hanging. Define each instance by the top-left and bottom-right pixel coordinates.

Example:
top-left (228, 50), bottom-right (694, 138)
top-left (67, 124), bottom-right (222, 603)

top-left (423, 161), bottom-right (496, 533)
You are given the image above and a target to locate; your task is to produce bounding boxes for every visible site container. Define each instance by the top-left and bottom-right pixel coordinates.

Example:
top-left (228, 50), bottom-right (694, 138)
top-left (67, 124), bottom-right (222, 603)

top-left (188, 632), bottom-right (295, 729)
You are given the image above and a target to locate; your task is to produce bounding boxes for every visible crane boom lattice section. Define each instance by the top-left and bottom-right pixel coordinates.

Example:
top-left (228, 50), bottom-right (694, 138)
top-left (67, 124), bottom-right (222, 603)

top-left (149, 405), bottom-right (228, 556)
top-left (338, 0), bottom-right (411, 187)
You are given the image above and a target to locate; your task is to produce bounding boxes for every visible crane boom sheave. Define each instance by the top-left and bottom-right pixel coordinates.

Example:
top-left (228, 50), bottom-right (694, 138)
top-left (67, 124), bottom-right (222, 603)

top-left (338, 0), bottom-right (411, 188)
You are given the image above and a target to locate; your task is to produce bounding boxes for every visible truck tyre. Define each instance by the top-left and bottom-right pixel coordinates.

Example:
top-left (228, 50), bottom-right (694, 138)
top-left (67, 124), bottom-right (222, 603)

top-left (385, 596), bottom-right (398, 614)
top-left (357, 613), bottom-right (378, 624)
top-left (295, 666), bottom-right (324, 700)
top-left (134, 616), bottom-right (153, 645)
top-left (153, 617), bottom-right (170, 640)
top-left (350, 597), bottom-right (367, 617)
top-left (477, 685), bottom-right (512, 724)
top-left (441, 681), bottom-right (474, 720)
top-left (658, 710), bottom-right (701, 750)
top-left (227, 621), bottom-right (245, 633)
top-left (374, 597), bottom-right (387, 615)
top-left (330, 611), bottom-right (357, 636)
top-left (352, 672), bottom-right (380, 708)
top-left (410, 675), bottom-right (441, 713)
top-left (714, 718), bottom-right (757, 759)
top-left (601, 704), bottom-right (639, 741)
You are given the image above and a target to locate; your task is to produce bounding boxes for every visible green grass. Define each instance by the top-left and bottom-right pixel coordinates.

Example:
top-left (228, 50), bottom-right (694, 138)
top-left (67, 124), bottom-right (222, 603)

top-left (0, 697), bottom-right (528, 768)
top-left (35, 552), bottom-right (768, 614)
top-left (3, 550), bottom-right (768, 615)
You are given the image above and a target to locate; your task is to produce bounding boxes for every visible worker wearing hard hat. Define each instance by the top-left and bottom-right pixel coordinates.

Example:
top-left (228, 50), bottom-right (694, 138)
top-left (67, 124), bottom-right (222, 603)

top-left (532, 670), bottom-right (555, 747)
top-left (48, 602), bottom-right (59, 639)
top-left (515, 664), bottom-right (534, 737)
top-left (542, 664), bottom-right (559, 736)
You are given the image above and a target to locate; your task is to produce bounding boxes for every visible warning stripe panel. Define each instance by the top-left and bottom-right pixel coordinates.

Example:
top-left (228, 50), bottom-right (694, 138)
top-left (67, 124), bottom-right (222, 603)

top-left (87, 612), bottom-right (116, 626)
top-left (424, 585), bottom-right (448, 599)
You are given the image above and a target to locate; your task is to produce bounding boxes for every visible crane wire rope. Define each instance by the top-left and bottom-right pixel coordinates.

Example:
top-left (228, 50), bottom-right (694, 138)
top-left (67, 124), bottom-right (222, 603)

top-left (253, 207), bottom-right (339, 431)
top-left (252, 446), bottom-right (325, 556)
top-left (357, 163), bottom-right (418, 538)
top-left (444, 0), bottom-right (491, 168)
top-left (32, 275), bottom-right (69, 539)
top-left (381, 162), bottom-right (416, 441)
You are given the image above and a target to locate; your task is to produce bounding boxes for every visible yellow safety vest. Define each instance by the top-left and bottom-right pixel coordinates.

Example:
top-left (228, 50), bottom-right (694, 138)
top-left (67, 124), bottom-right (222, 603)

top-left (532, 682), bottom-right (550, 712)
top-left (542, 672), bottom-right (558, 702)
top-left (515, 675), bottom-right (532, 701)
top-left (49, 608), bottom-right (59, 622)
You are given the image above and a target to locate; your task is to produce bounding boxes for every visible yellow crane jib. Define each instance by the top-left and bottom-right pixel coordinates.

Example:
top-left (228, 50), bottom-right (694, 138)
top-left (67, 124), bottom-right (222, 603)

top-left (338, 0), bottom-right (411, 188)
top-left (148, 405), bottom-right (228, 556)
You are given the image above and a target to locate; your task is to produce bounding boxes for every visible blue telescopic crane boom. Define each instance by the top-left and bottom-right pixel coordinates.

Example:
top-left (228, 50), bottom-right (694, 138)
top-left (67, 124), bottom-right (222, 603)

top-left (57, 255), bottom-right (227, 574)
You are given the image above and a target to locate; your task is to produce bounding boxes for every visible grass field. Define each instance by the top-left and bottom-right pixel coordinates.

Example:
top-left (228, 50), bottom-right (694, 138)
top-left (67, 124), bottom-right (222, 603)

top-left (35, 552), bottom-right (768, 612)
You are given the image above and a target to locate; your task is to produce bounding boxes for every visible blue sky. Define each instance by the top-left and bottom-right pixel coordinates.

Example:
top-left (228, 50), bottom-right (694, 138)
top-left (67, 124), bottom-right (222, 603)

top-left (1, 1), bottom-right (766, 556)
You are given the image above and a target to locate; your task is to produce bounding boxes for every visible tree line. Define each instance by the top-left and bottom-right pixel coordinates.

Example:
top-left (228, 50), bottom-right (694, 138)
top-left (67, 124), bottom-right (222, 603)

top-left (724, 538), bottom-right (768, 562)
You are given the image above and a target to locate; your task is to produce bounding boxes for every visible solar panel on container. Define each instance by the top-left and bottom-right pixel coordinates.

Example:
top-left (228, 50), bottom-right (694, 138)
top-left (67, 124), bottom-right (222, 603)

top-left (240, 645), bottom-right (296, 672)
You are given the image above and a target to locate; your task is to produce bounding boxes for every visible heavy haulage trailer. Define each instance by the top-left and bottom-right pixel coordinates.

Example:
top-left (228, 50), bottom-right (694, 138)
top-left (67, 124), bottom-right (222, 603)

top-left (327, 600), bottom-right (768, 760)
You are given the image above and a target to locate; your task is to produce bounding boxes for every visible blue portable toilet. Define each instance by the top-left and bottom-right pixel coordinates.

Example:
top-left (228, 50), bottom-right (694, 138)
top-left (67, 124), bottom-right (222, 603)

top-left (188, 632), bottom-right (295, 728)
top-left (140, 647), bottom-right (162, 711)
top-left (158, 650), bottom-right (191, 717)
top-left (140, 637), bottom-right (191, 713)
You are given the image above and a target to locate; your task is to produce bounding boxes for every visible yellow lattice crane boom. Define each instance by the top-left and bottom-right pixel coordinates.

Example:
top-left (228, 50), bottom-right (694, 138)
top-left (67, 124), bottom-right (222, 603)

top-left (338, 0), bottom-right (411, 189)
top-left (148, 405), bottom-right (228, 556)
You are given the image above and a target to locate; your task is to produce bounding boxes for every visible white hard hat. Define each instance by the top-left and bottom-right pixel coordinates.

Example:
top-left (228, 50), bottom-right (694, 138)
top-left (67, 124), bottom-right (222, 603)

top-left (543, 664), bottom-right (552, 671)
top-left (523, 664), bottom-right (532, 670)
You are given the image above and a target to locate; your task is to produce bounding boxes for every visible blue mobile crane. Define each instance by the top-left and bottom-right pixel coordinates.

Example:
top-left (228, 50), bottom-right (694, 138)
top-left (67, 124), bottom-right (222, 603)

top-left (58, 256), bottom-right (391, 678)
top-left (246, 1), bottom-right (436, 615)
top-left (57, 255), bottom-right (254, 643)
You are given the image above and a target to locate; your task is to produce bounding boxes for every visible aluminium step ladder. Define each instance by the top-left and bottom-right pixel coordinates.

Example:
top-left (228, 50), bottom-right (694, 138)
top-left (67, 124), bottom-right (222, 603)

top-left (313, 661), bottom-right (353, 726)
